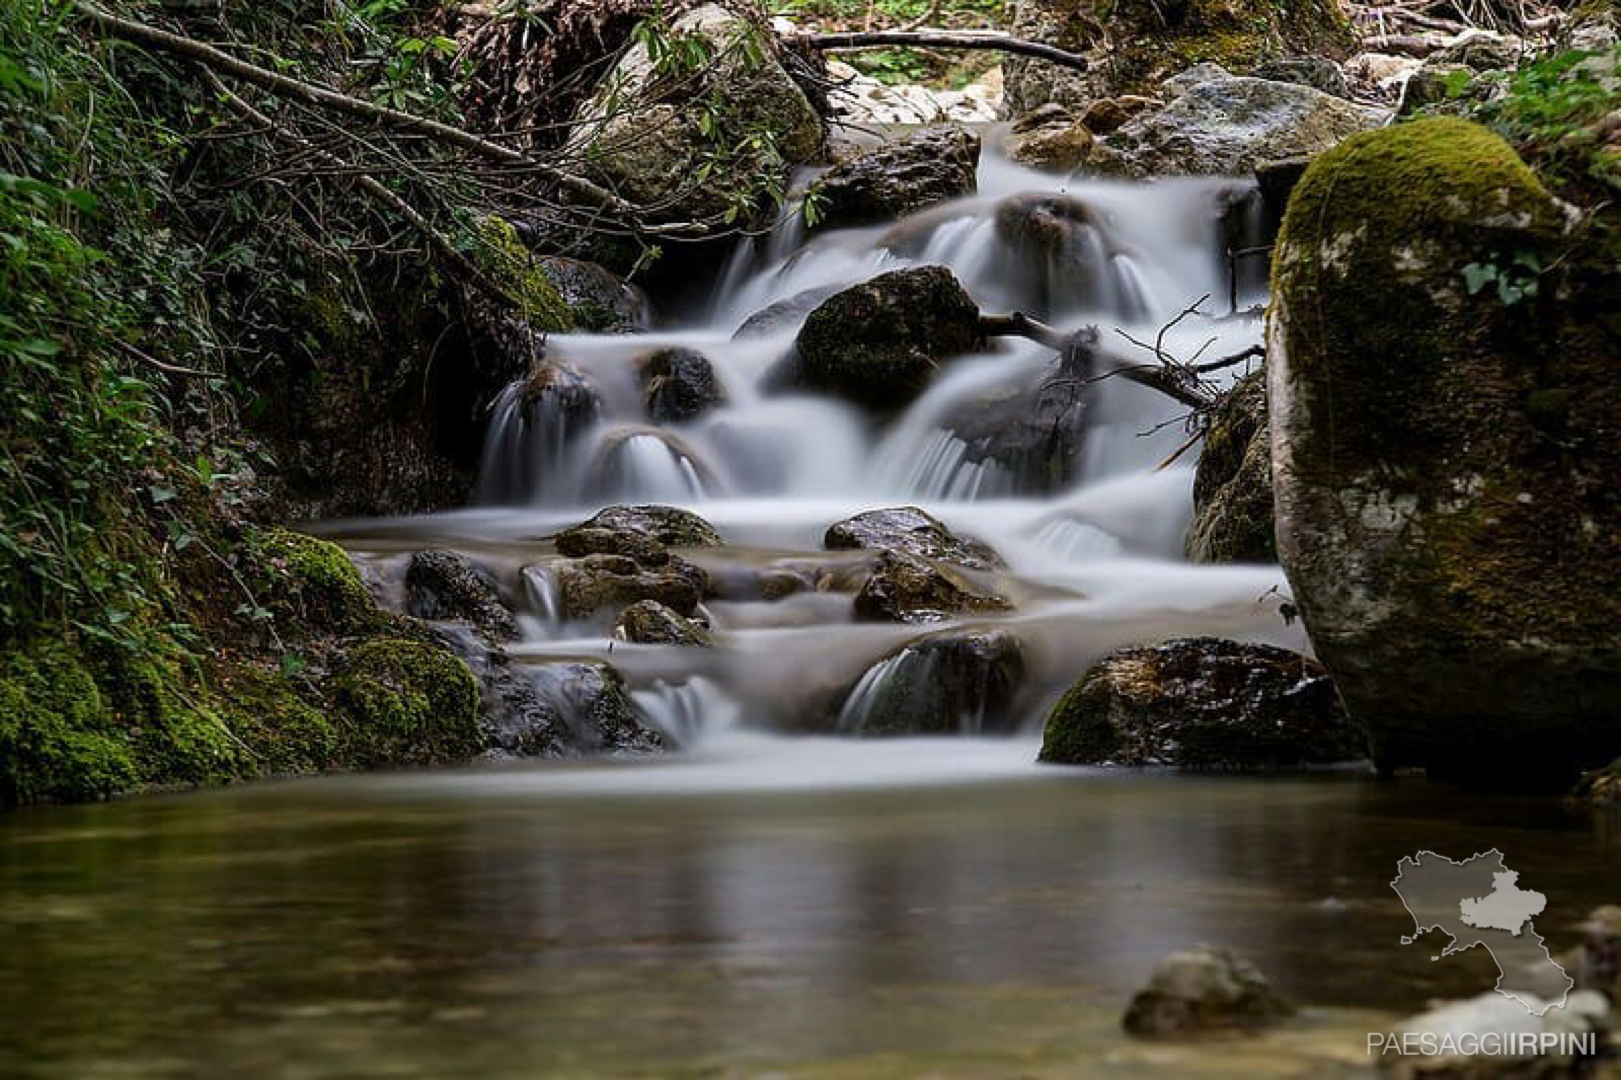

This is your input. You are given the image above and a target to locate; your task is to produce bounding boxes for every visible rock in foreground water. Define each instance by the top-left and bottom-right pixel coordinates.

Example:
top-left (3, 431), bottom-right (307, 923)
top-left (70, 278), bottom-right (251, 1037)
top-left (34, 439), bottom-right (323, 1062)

top-left (614, 600), bottom-right (713, 647)
top-left (1039, 638), bottom-right (1364, 767)
top-left (838, 629), bottom-right (1024, 736)
top-left (1269, 118), bottom-right (1620, 785)
top-left (854, 550), bottom-right (1012, 623)
top-left (1123, 946), bottom-right (1294, 1038)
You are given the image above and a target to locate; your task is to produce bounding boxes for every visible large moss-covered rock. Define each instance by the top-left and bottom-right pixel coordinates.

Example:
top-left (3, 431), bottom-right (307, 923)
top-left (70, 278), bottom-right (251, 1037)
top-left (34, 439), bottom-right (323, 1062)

top-left (570, 4), bottom-right (823, 231)
top-left (837, 629), bottom-right (1024, 736)
top-left (331, 639), bottom-right (482, 765)
top-left (1268, 118), bottom-right (1620, 784)
top-left (247, 528), bottom-right (380, 636)
top-left (825, 506), bottom-right (1004, 570)
top-left (1039, 638), bottom-right (1363, 767)
top-left (1084, 71), bottom-right (1386, 178)
top-left (0, 641), bottom-right (138, 805)
top-left (536, 256), bottom-right (648, 334)
top-left (807, 126), bottom-right (978, 231)
top-left (793, 266), bottom-right (982, 412)
top-left (1004, 0), bottom-right (1355, 116)
top-left (1186, 370), bottom-right (1275, 563)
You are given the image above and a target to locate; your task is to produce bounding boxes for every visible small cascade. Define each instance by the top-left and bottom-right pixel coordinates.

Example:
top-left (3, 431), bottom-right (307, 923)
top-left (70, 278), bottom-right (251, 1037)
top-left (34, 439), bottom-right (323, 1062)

top-left (518, 564), bottom-right (563, 638)
top-left (631, 677), bottom-right (740, 747)
top-left (585, 428), bottom-right (713, 502)
top-left (837, 631), bottom-right (1022, 737)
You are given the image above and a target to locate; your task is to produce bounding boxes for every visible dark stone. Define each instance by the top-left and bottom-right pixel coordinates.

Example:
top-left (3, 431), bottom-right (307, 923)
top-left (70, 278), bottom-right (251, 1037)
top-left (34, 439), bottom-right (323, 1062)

top-left (838, 629), bottom-right (1024, 735)
top-left (825, 506), bottom-right (1004, 570)
top-left (854, 549), bottom-right (1012, 623)
top-left (1123, 946), bottom-right (1295, 1038)
top-left (404, 549), bottom-right (521, 643)
top-left (520, 358), bottom-right (601, 428)
top-left (434, 625), bottom-right (569, 759)
top-left (991, 194), bottom-right (1141, 316)
top-left (1252, 56), bottom-right (1349, 97)
top-left (1186, 369), bottom-right (1275, 564)
top-left (553, 553), bottom-right (709, 619)
top-left (1039, 638), bottom-right (1365, 767)
top-left (1254, 156), bottom-right (1310, 220)
top-left (555, 504), bottom-right (724, 557)
top-left (793, 266), bottom-right (982, 412)
top-left (637, 346), bottom-right (726, 422)
top-left (527, 660), bottom-right (663, 754)
top-left (809, 126), bottom-right (979, 232)
top-left (731, 285), bottom-right (839, 339)
top-left (614, 599), bottom-right (713, 646)
top-left (537, 256), bottom-right (649, 333)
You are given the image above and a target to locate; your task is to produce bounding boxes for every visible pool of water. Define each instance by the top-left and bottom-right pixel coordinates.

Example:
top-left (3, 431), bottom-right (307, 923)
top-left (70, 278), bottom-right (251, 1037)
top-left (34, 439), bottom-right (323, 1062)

top-left (1, 745), bottom-right (1614, 1077)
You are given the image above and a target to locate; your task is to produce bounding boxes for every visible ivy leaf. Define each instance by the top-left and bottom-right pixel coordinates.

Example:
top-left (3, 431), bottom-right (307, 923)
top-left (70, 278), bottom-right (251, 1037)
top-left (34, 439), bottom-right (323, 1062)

top-left (1461, 262), bottom-right (1498, 294)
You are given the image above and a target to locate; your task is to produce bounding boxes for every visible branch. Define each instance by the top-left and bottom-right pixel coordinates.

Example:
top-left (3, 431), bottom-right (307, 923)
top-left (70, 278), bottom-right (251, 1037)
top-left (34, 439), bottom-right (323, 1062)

top-left (977, 312), bottom-right (1211, 410)
top-left (796, 30), bottom-right (1090, 73)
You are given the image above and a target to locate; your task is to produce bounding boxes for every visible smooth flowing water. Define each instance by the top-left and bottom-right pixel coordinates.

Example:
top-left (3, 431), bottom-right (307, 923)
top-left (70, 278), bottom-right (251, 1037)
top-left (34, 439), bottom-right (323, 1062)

top-left (3, 138), bottom-right (1615, 1077)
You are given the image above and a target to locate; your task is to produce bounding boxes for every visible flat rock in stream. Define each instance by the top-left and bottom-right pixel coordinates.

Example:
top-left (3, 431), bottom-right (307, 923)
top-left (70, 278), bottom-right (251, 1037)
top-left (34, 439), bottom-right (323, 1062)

top-left (614, 599), bottom-right (713, 647)
top-left (854, 549), bottom-right (1012, 623)
top-left (825, 507), bottom-right (1004, 570)
top-left (555, 504), bottom-right (724, 558)
top-left (553, 553), bottom-right (709, 619)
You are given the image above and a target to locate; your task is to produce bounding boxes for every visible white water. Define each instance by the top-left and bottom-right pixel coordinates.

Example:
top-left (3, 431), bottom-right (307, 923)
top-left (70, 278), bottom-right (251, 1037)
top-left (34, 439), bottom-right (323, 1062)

top-left (333, 137), bottom-right (1295, 774)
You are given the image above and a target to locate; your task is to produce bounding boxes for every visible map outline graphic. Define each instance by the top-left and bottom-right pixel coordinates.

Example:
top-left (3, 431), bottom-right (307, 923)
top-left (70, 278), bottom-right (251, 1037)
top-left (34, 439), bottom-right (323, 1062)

top-left (1390, 848), bottom-right (1573, 1017)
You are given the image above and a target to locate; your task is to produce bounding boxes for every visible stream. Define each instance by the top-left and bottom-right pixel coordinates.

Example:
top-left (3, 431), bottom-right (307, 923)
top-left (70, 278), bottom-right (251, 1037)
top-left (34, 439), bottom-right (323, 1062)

top-left (0, 137), bottom-right (1614, 1077)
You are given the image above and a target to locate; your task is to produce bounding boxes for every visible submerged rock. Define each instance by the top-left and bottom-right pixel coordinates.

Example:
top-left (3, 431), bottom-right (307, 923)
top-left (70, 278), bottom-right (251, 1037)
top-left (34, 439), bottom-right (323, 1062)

top-left (637, 346), bottom-right (727, 423)
top-left (1002, 105), bottom-right (1094, 172)
top-left (792, 266), bottom-right (982, 412)
top-left (940, 343), bottom-right (1096, 495)
top-left (991, 194), bottom-right (1140, 316)
top-left (1086, 71), bottom-right (1385, 178)
top-left (808, 126), bottom-right (979, 231)
top-left (1039, 638), bottom-right (1364, 767)
top-left (405, 550), bottom-right (520, 642)
top-left (614, 599), bottom-right (713, 647)
top-left (1269, 119), bottom-right (1619, 784)
top-left (1003, 0), bottom-right (1354, 115)
top-left (1186, 369), bottom-right (1274, 564)
top-left (536, 257), bottom-right (648, 333)
top-left (1123, 946), bottom-right (1294, 1038)
top-left (854, 549), bottom-right (1012, 623)
top-left (825, 506), bottom-right (1004, 570)
top-left (838, 629), bottom-right (1024, 736)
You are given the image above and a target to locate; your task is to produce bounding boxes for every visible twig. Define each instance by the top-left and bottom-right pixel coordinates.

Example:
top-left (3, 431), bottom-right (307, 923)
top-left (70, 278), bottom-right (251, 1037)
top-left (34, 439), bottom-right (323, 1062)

top-left (795, 29), bottom-right (1091, 73)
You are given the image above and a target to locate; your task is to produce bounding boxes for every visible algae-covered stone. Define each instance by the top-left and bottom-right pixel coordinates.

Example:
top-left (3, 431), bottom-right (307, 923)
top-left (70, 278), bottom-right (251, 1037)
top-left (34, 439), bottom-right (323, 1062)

top-left (1268, 118), bottom-right (1620, 784)
top-left (1004, 0), bottom-right (1355, 116)
top-left (808, 126), bottom-right (979, 231)
top-left (536, 256), bottom-right (648, 334)
top-left (1039, 638), bottom-right (1362, 767)
top-left (1186, 369), bottom-right (1275, 564)
top-left (332, 639), bottom-right (481, 765)
top-left (249, 528), bottom-right (379, 636)
top-left (793, 266), bottom-right (982, 412)
top-left (614, 599), bottom-right (713, 647)
top-left (0, 641), bottom-right (136, 805)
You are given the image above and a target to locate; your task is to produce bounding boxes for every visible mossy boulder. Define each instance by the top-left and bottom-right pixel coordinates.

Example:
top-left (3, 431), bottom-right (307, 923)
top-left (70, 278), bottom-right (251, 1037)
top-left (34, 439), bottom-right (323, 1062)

top-left (1084, 71), bottom-right (1386, 178)
top-left (1039, 638), bottom-right (1363, 767)
top-left (331, 639), bottom-right (481, 766)
top-left (1186, 369), bottom-right (1275, 563)
top-left (793, 266), bottom-right (982, 412)
top-left (0, 641), bottom-right (138, 805)
top-left (570, 4), bottom-right (823, 233)
top-left (1004, 0), bottom-right (1355, 116)
top-left (1268, 118), bottom-right (1620, 784)
top-left (854, 549), bottom-right (1012, 623)
top-left (837, 629), bottom-right (1024, 736)
top-left (825, 506), bottom-right (1004, 571)
top-left (807, 126), bottom-right (979, 232)
top-left (536, 256), bottom-right (648, 334)
top-left (477, 217), bottom-right (574, 332)
top-left (248, 528), bottom-right (379, 637)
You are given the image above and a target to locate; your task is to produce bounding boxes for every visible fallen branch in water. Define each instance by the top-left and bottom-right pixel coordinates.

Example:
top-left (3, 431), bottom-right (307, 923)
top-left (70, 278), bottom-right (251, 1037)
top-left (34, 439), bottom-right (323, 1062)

top-left (976, 312), bottom-right (1212, 410)
top-left (796, 29), bottom-right (1091, 73)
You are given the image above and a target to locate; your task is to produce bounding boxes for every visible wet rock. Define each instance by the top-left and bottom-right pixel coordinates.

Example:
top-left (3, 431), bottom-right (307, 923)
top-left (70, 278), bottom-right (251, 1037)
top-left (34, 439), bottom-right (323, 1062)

top-left (555, 504), bottom-right (724, 557)
top-left (854, 549), bottom-right (1012, 623)
top-left (1039, 638), bottom-right (1364, 767)
top-left (808, 126), bottom-right (979, 232)
top-left (1085, 72), bottom-right (1386, 178)
top-left (527, 660), bottom-right (664, 754)
top-left (434, 625), bottom-right (569, 759)
top-left (614, 599), bottom-right (713, 647)
top-left (1252, 56), bottom-right (1349, 97)
top-left (838, 629), bottom-right (1024, 736)
top-left (1254, 156), bottom-right (1311, 220)
top-left (1379, 990), bottom-right (1612, 1078)
top-left (1003, 105), bottom-right (1095, 172)
top-left (519, 358), bottom-right (601, 429)
top-left (792, 266), bottom-right (982, 412)
top-left (731, 285), bottom-right (838, 339)
top-left (1186, 369), bottom-right (1274, 564)
top-left (553, 553), bottom-right (708, 619)
top-left (405, 550), bottom-right (520, 643)
top-left (1123, 946), bottom-right (1294, 1038)
top-left (825, 506), bottom-right (1004, 570)
top-left (1003, 0), bottom-right (1354, 116)
top-left (637, 347), bottom-right (727, 423)
top-left (1080, 95), bottom-right (1159, 135)
top-left (536, 257), bottom-right (648, 333)
top-left (991, 194), bottom-right (1140, 316)
top-left (940, 343), bottom-right (1096, 495)
top-left (330, 639), bottom-right (483, 766)
top-left (1269, 119), bottom-right (1619, 785)
top-left (567, 4), bottom-right (822, 233)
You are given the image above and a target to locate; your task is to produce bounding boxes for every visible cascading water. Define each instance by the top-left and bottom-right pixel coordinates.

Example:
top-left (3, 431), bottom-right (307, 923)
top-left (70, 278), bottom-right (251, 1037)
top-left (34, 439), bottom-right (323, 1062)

top-left (340, 133), bottom-right (1304, 758)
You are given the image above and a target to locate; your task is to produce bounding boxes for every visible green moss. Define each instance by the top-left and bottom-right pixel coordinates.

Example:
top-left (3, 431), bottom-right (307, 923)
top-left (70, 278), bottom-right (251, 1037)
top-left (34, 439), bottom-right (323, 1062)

top-left (1037, 672), bottom-right (1120, 764)
top-left (247, 528), bottom-right (379, 636)
top-left (331, 639), bottom-right (481, 766)
top-left (477, 217), bottom-right (574, 332)
top-left (218, 663), bottom-right (339, 775)
top-left (0, 641), bottom-right (138, 805)
top-left (107, 652), bottom-right (238, 786)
